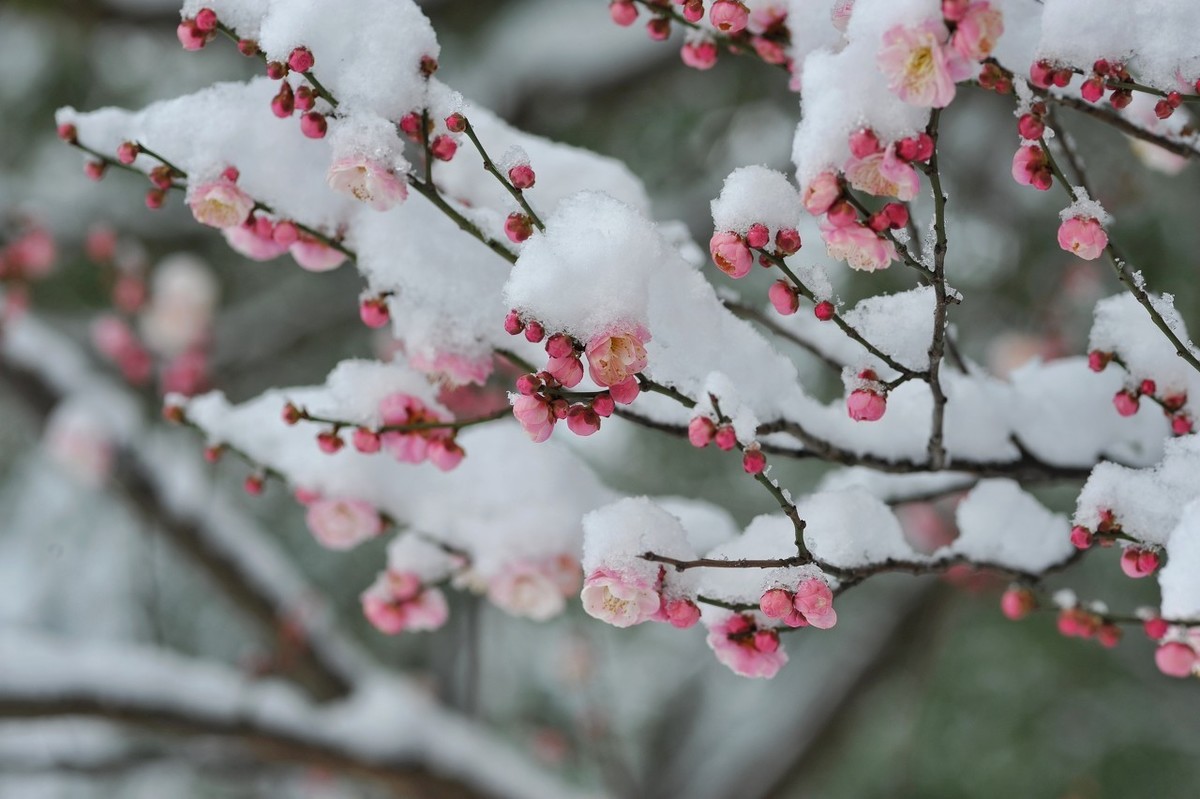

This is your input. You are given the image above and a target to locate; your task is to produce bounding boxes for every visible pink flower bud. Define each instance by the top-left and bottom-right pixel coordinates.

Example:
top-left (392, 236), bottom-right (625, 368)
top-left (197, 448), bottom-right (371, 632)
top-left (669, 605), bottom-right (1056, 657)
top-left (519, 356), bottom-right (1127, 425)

top-left (768, 280), bottom-right (799, 315)
top-left (428, 439), bottom-right (465, 471)
top-left (1011, 145), bottom-right (1051, 190)
top-left (431, 135), bottom-right (458, 161)
top-left (177, 19), bottom-right (209, 50)
top-left (709, 231), bottom-right (752, 278)
top-left (508, 163), bottom-right (536, 189)
top-left (1139, 379), bottom-right (1157, 396)
top-left (399, 113), bottom-right (423, 139)
top-left (825, 200), bottom-right (857, 227)
top-left (1120, 547), bottom-right (1159, 578)
top-left (194, 8), bottom-right (218, 32)
top-left (802, 172), bottom-right (841, 216)
top-left (271, 84), bottom-right (295, 117)
top-left (647, 17), bottom-right (671, 40)
top-left (316, 431), bottom-right (344, 454)
top-left (294, 86), bottom-right (315, 112)
top-left (524, 320), bottom-right (545, 343)
top-left (760, 588), bottom-right (794, 618)
top-left (515, 373), bottom-right (540, 395)
top-left (145, 189), bottom-right (167, 210)
top-left (505, 213), bottom-right (534, 243)
top-left (775, 228), bottom-right (802, 255)
top-left (353, 428), bottom-right (382, 453)
top-left (593, 393), bottom-right (616, 417)
top-left (203, 445), bottom-right (223, 463)
top-left (682, 0), bottom-right (704, 23)
top-left (1087, 350), bottom-right (1111, 372)
top-left (116, 141), bottom-right (139, 165)
top-left (237, 38), bottom-right (259, 56)
top-left (1029, 60), bottom-right (1055, 89)
top-left (814, 300), bottom-right (835, 321)
top-left (84, 160), bottom-right (107, 181)
top-left (266, 61), bottom-right (288, 80)
top-left (281, 403), bottom-right (303, 425)
top-left (743, 449), bottom-right (766, 474)
top-left (847, 389), bottom-right (886, 422)
top-left (1057, 216), bottom-right (1107, 261)
top-left (714, 425), bottom-right (737, 451)
top-left (288, 46), bottom-right (315, 73)
top-left (272, 221), bottom-right (300, 246)
top-left (513, 394), bottom-right (556, 443)
top-left (609, 376), bottom-right (641, 405)
top-left (244, 474), bottom-right (265, 495)
top-left (359, 297), bottom-right (390, 328)
top-left (681, 40), bottom-right (718, 71)
top-left (300, 112), bottom-right (327, 139)
top-left (609, 0), bottom-right (638, 26)
top-left (688, 416), bottom-right (715, 447)
top-left (1097, 624), bottom-right (1122, 648)
top-left (745, 223), bottom-right (770, 249)
top-left (1172, 414), bottom-right (1194, 436)
top-left (547, 355), bottom-right (584, 388)
top-left (1080, 76), bottom-right (1106, 103)
top-left (794, 578), bottom-right (837, 628)
top-left (1113, 390), bottom-right (1140, 417)
top-left (1144, 617), bottom-right (1169, 640)
top-left (503, 309), bottom-right (525, 335)
top-left (848, 128), bottom-right (881, 159)
top-left (710, 0), bottom-right (750, 34)
top-left (56, 122), bottom-right (77, 143)
top-left (753, 630), bottom-right (780, 653)
top-left (664, 598), bottom-right (701, 629)
top-left (1155, 641), bottom-right (1197, 678)
top-left (546, 333), bottom-right (575, 359)
top-left (567, 405), bottom-right (602, 436)
top-left (1000, 588), bottom-right (1035, 620)
top-left (1069, 525), bottom-right (1094, 549)
top-left (1017, 113), bottom-right (1045, 140)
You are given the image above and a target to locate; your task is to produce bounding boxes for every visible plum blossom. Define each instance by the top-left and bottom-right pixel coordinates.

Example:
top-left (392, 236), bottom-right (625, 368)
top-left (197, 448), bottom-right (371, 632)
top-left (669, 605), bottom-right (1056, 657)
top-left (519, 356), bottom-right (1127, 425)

top-left (709, 231), bottom-right (753, 278)
top-left (585, 327), bottom-right (649, 388)
top-left (877, 21), bottom-right (971, 108)
top-left (361, 571), bottom-right (450, 634)
top-left (844, 146), bottom-right (920, 201)
top-left (951, 1), bottom-right (1003, 62)
top-left (802, 172), bottom-right (841, 216)
top-left (793, 578), bottom-right (837, 628)
top-left (1057, 216), bottom-right (1108, 260)
top-left (187, 177), bottom-right (255, 229)
top-left (819, 219), bottom-right (897, 271)
top-left (290, 235), bottom-right (347, 272)
top-left (305, 497), bottom-right (384, 550)
top-left (512, 394), bottom-right (556, 442)
top-left (580, 568), bottom-right (660, 627)
top-left (378, 392), bottom-right (455, 464)
top-left (223, 220), bottom-right (288, 261)
top-left (706, 614), bottom-right (788, 678)
top-left (326, 154), bottom-right (408, 211)
top-left (487, 556), bottom-right (580, 621)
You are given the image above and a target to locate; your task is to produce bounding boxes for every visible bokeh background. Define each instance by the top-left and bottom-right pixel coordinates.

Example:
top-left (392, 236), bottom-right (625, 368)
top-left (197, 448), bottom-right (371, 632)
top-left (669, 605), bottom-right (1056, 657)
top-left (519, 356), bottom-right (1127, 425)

top-left (2, 1), bottom-right (1200, 797)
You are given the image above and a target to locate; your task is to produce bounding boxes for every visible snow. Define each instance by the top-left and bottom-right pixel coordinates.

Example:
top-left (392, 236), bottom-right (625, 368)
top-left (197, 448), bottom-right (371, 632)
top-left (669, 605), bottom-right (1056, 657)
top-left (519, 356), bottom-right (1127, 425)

top-left (581, 497), bottom-right (695, 581)
top-left (840, 286), bottom-right (935, 372)
top-left (1159, 498), bottom-right (1200, 620)
top-left (711, 165), bottom-right (803, 237)
top-left (800, 488), bottom-right (921, 568)
top-left (1090, 292), bottom-right (1200, 401)
top-left (945, 479), bottom-right (1074, 572)
top-left (1074, 435), bottom-right (1200, 546)
top-left (1059, 187), bottom-right (1112, 225)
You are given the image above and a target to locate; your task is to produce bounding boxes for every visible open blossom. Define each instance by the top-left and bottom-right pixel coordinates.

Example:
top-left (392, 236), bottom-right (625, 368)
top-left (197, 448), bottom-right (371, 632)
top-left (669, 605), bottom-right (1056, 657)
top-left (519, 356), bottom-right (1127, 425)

top-left (305, 497), bottom-right (383, 550)
top-left (952, 2), bottom-right (1003, 61)
top-left (585, 327), bottom-right (649, 387)
top-left (488, 557), bottom-right (578, 621)
top-left (802, 172), bottom-right (842, 216)
top-left (513, 394), bottom-right (556, 442)
top-left (188, 179), bottom-right (255, 229)
top-left (844, 147), bottom-right (920, 201)
top-left (877, 21), bottom-right (970, 108)
top-left (709, 231), bottom-right (753, 278)
top-left (326, 154), bottom-right (408, 211)
top-left (1057, 216), bottom-right (1108, 260)
top-left (290, 236), bottom-right (347, 272)
top-left (580, 568), bottom-right (660, 628)
top-left (819, 219), bottom-right (896, 271)
top-left (408, 350), bottom-right (494, 386)
top-left (706, 614), bottom-right (788, 679)
top-left (361, 572), bottom-right (449, 634)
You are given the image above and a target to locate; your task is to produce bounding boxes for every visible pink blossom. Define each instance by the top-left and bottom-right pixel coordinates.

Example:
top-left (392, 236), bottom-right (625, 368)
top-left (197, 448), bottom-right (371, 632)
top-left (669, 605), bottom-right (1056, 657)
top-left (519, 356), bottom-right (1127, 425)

top-left (567, 405), bottom-right (602, 436)
top-left (819, 219), bottom-right (897, 272)
top-left (1057, 216), bottom-right (1108, 260)
top-left (709, 0), bottom-right (749, 34)
top-left (663, 598), bottom-right (702, 629)
top-left (1000, 588), bottom-right (1035, 620)
top-left (768, 280), bottom-right (799, 315)
top-left (488, 560), bottom-right (569, 621)
top-left (580, 568), bottom-right (661, 628)
top-left (759, 588), bottom-right (794, 619)
top-left (877, 22), bottom-right (969, 108)
top-left (188, 179), bottom-right (255, 229)
top-left (353, 428), bottom-right (382, 453)
top-left (305, 498), bottom-right (383, 550)
top-left (682, 40), bottom-right (719, 71)
top-left (609, 377), bottom-right (641, 405)
top-left (427, 438), bottom-right (465, 471)
top-left (160, 350), bottom-right (209, 396)
top-left (709, 231), bottom-right (753, 278)
top-left (1119, 547), bottom-right (1160, 578)
top-left (547, 354), bottom-right (584, 388)
top-left (1155, 641), bottom-right (1197, 678)
top-left (224, 221), bottom-right (288, 261)
top-left (688, 416), bottom-right (716, 447)
top-left (706, 614), bottom-right (788, 678)
top-left (1113, 390), bottom-right (1140, 417)
top-left (844, 147), bottom-right (920, 201)
top-left (1011, 146), bottom-right (1053, 190)
top-left (408, 350), bottom-right (494, 386)
top-left (326, 154), bottom-right (408, 211)
top-left (847, 388), bottom-right (887, 421)
top-left (379, 392), bottom-right (452, 462)
top-left (609, 0), bottom-right (638, 26)
top-left (585, 327), bottom-right (649, 387)
top-left (361, 574), bottom-right (450, 634)
top-left (802, 172), bottom-right (841, 216)
top-left (5, 228), bottom-right (56, 277)
top-left (513, 394), bottom-right (556, 442)
top-left (793, 578), bottom-right (837, 628)
top-left (951, 2), bottom-right (1004, 62)
top-left (290, 236), bottom-right (347, 272)
top-left (177, 19), bottom-right (209, 50)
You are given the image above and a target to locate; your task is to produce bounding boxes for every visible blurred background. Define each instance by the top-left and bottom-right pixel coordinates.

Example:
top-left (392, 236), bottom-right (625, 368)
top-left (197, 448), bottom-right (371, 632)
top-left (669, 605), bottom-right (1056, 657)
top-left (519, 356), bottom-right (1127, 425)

top-left (2, 1), bottom-right (1200, 797)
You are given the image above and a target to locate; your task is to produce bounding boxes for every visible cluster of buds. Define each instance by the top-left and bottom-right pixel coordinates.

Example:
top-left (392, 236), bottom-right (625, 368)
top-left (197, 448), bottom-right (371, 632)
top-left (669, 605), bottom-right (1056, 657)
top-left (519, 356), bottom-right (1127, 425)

top-left (263, 46), bottom-right (331, 139)
top-left (976, 62), bottom-right (1013, 94)
top-left (759, 578), bottom-right (838, 629)
top-left (1016, 100), bottom-right (1047, 141)
top-left (1011, 144), bottom-right (1053, 191)
top-left (361, 570), bottom-right (450, 635)
top-left (846, 369), bottom-right (888, 422)
top-left (176, 7), bottom-right (219, 51)
top-left (708, 222), bottom-right (801, 280)
top-left (1057, 605), bottom-right (1122, 648)
top-left (359, 294), bottom-right (392, 328)
top-left (688, 415), bottom-right (767, 474)
top-left (513, 372), bottom-right (616, 441)
top-left (845, 127), bottom-right (933, 202)
top-left (398, 111), bottom-right (460, 163)
top-left (1101, 367), bottom-right (1193, 435)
